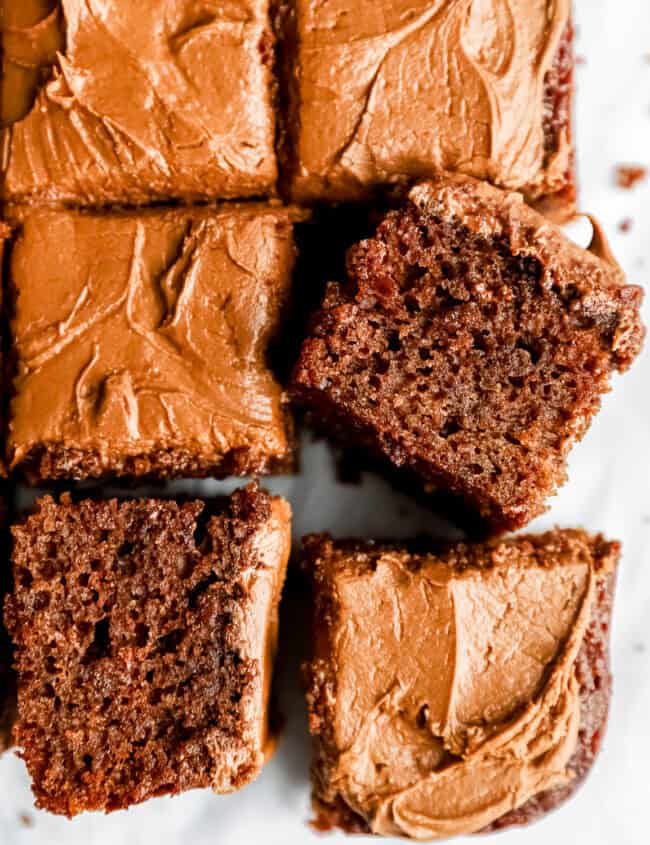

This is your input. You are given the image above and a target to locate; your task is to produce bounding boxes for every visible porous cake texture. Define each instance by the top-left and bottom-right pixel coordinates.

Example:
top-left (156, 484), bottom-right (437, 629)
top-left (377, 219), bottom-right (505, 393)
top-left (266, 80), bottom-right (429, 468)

top-left (292, 174), bottom-right (644, 531)
top-left (4, 484), bottom-right (291, 816)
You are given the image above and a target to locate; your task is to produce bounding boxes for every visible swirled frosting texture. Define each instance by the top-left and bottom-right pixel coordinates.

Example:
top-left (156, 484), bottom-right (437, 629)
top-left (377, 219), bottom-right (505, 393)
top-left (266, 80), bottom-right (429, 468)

top-left (306, 531), bottom-right (618, 840)
top-left (7, 205), bottom-right (296, 479)
top-left (289, 0), bottom-right (572, 206)
top-left (1, 0), bottom-right (277, 204)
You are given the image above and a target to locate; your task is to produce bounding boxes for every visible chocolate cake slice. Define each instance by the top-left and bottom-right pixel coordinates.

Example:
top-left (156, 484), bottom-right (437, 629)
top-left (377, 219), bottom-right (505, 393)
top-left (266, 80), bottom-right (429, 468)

top-left (292, 174), bottom-right (645, 532)
top-left (1, 0), bottom-right (278, 204)
top-left (6, 204), bottom-right (298, 483)
top-left (283, 0), bottom-right (576, 219)
top-left (302, 529), bottom-right (619, 839)
top-left (0, 487), bottom-right (14, 753)
top-left (4, 484), bottom-right (291, 816)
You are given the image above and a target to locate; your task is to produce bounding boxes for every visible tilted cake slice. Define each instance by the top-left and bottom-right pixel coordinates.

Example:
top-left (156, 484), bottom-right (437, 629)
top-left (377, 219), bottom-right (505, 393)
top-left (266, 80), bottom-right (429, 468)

top-left (292, 174), bottom-right (644, 531)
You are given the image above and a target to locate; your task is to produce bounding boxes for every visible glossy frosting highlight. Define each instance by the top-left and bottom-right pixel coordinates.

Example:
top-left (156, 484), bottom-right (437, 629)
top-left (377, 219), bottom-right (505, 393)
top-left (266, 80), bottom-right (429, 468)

top-left (1, 0), bottom-right (277, 203)
top-left (308, 533), bottom-right (617, 840)
top-left (7, 205), bottom-right (296, 478)
top-left (290, 0), bottom-right (571, 205)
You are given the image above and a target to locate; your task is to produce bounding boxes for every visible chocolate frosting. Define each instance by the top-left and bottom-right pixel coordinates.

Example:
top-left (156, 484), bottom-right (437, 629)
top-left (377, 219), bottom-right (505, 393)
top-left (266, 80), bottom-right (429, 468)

top-left (0, 224), bottom-right (8, 477)
top-left (309, 533), bottom-right (617, 840)
top-left (214, 496), bottom-right (291, 790)
top-left (586, 214), bottom-right (622, 269)
top-left (290, 0), bottom-right (571, 205)
top-left (1, 0), bottom-right (277, 203)
top-left (7, 205), bottom-right (296, 477)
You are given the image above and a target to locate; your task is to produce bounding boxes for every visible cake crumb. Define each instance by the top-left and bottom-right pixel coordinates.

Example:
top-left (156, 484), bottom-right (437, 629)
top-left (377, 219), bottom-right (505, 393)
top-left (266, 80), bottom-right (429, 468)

top-left (19, 813), bottom-right (33, 828)
top-left (292, 176), bottom-right (645, 532)
top-left (618, 218), bottom-right (634, 233)
top-left (615, 165), bottom-right (647, 189)
top-left (6, 487), bottom-right (290, 816)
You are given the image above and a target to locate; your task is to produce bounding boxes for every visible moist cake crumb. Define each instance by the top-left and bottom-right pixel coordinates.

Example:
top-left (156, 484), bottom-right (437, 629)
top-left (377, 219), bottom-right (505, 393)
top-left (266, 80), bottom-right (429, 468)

top-left (4, 484), bottom-right (291, 816)
top-left (292, 174), bottom-right (645, 531)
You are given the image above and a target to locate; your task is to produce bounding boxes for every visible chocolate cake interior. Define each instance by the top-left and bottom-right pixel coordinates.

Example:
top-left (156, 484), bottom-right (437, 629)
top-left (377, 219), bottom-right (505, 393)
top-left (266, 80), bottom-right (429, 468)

top-left (539, 21), bottom-right (576, 217)
top-left (292, 177), bottom-right (644, 531)
top-left (0, 488), bottom-right (14, 752)
top-left (5, 484), bottom-right (290, 816)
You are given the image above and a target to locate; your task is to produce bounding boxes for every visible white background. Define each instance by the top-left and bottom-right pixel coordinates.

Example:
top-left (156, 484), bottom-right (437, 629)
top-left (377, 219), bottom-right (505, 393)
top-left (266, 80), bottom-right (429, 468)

top-left (1, 1), bottom-right (649, 842)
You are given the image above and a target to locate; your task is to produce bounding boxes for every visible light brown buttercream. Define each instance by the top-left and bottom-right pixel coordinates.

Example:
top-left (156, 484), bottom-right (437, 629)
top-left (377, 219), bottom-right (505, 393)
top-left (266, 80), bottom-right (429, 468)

top-left (311, 535), bottom-right (614, 840)
top-left (7, 205), bottom-right (296, 477)
top-left (212, 496), bottom-right (291, 791)
top-left (1, 0), bottom-right (277, 203)
top-left (290, 0), bottom-right (572, 205)
top-left (0, 1), bottom-right (63, 126)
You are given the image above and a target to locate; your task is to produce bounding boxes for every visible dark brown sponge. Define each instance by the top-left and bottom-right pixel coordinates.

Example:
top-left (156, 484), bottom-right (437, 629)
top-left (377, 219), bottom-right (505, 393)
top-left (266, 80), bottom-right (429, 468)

top-left (292, 174), bottom-right (645, 532)
top-left (0, 489), bottom-right (13, 751)
top-left (4, 484), bottom-right (290, 816)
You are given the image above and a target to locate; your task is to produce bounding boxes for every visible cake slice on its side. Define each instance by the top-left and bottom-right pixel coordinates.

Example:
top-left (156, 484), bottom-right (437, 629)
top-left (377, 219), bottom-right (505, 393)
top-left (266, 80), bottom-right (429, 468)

top-left (292, 174), bottom-right (645, 531)
top-left (302, 530), bottom-right (619, 839)
top-left (4, 484), bottom-right (291, 816)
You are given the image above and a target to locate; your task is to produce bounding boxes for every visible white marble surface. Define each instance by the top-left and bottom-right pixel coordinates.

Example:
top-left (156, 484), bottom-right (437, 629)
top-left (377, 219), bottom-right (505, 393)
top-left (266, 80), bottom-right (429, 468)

top-left (1, 1), bottom-right (650, 842)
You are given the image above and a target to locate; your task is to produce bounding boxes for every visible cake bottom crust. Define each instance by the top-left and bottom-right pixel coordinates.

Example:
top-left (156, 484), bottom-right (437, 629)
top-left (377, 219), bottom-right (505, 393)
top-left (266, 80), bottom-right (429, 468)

top-left (13, 441), bottom-right (296, 485)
